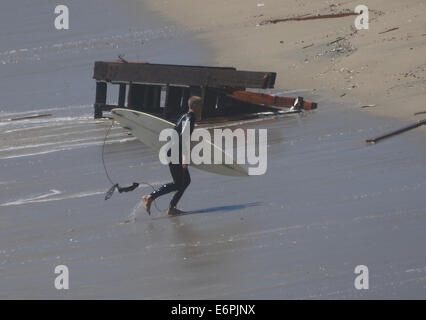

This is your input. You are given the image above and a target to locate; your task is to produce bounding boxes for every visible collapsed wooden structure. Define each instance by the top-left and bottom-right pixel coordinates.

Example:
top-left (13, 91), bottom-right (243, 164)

top-left (92, 61), bottom-right (317, 120)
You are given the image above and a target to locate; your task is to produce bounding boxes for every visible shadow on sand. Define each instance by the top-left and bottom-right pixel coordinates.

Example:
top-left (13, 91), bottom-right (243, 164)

top-left (126, 202), bottom-right (263, 222)
top-left (185, 201), bottom-right (262, 216)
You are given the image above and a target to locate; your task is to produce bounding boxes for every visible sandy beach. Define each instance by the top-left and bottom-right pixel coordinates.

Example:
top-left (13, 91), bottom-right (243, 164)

top-left (144, 0), bottom-right (426, 122)
top-left (1, 0), bottom-right (426, 300)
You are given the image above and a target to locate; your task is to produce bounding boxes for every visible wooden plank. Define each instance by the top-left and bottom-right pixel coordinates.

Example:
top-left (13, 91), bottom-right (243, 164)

top-left (127, 84), bottom-right (146, 111)
top-left (261, 12), bottom-right (358, 25)
top-left (118, 84), bottom-right (126, 107)
top-left (143, 85), bottom-right (151, 111)
top-left (366, 119), bottom-right (426, 144)
top-left (150, 85), bottom-right (162, 112)
top-left (229, 90), bottom-right (294, 107)
top-left (227, 90), bottom-right (317, 110)
top-left (378, 27), bottom-right (399, 35)
top-left (181, 87), bottom-right (190, 113)
top-left (94, 82), bottom-right (107, 118)
top-left (127, 83), bottom-right (133, 108)
top-left (0, 114), bottom-right (52, 122)
top-left (93, 61), bottom-right (276, 89)
top-left (95, 104), bottom-right (118, 112)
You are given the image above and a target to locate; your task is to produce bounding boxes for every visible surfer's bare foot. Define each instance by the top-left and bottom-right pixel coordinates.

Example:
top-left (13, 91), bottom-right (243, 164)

top-left (142, 195), bottom-right (152, 215)
top-left (167, 206), bottom-right (177, 216)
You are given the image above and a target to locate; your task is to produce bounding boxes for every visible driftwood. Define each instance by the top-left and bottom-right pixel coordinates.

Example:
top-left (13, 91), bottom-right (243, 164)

top-left (261, 12), bottom-right (357, 25)
top-left (0, 113), bottom-right (52, 122)
top-left (414, 111), bottom-right (426, 116)
top-left (327, 37), bottom-right (346, 46)
top-left (92, 61), bottom-right (318, 119)
top-left (366, 119), bottom-right (426, 144)
top-left (378, 27), bottom-right (399, 35)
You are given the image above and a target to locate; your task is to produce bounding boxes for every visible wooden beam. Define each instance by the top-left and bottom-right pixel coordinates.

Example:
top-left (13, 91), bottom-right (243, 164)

top-left (127, 84), bottom-right (146, 111)
top-left (94, 104), bottom-right (118, 112)
top-left (366, 119), bottom-right (426, 144)
top-left (261, 12), bottom-right (358, 25)
top-left (94, 82), bottom-right (107, 118)
top-left (156, 86), bottom-right (163, 111)
top-left (127, 83), bottom-right (133, 108)
top-left (141, 85), bottom-right (162, 112)
top-left (1, 114), bottom-right (52, 122)
top-left (93, 61), bottom-right (276, 89)
top-left (118, 84), bottom-right (126, 107)
top-left (181, 87), bottom-right (190, 113)
top-left (150, 85), bottom-right (162, 112)
top-left (227, 90), bottom-right (317, 110)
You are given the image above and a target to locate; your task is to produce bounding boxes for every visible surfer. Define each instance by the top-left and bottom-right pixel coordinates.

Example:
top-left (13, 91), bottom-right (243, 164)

top-left (142, 96), bottom-right (203, 215)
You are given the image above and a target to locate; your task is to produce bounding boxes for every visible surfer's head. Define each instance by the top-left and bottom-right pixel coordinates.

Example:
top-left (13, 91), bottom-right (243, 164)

top-left (188, 96), bottom-right (203, 120)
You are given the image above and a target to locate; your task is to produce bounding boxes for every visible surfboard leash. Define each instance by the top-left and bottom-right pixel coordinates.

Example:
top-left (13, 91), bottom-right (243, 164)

top-left (101, 121), bottom-right (163, 212)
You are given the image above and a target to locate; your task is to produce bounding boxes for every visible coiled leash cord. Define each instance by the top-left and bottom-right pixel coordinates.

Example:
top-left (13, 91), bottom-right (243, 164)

top-left (102, 121), bottom-right (163, 212)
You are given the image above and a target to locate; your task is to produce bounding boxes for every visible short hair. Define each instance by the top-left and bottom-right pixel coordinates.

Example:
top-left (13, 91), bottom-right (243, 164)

top-left (188, 96), bottom-right (202, 109)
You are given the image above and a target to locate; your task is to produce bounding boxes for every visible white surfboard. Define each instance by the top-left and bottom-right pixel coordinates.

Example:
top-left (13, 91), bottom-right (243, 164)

top-left (111, 108), bottom-right (249, 177)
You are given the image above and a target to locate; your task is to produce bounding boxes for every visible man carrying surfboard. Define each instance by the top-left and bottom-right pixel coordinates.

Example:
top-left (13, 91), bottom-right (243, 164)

top-left (142, 96), bottom-right (203, 215)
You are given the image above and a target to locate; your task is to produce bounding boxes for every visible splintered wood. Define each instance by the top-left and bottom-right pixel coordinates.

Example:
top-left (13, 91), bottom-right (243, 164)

top-left (260, 12), bottom-right (357, 25)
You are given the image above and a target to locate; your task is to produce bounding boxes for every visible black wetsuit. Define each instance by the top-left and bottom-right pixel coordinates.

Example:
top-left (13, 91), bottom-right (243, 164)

top-left (150, 112), bottom-right (195, 207)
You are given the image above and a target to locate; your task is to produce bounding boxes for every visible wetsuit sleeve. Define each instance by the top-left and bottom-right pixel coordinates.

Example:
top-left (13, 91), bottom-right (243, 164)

top-left (167, 114), bottom-right (184, 159)
top-left (189, 113), bottom-right (195, 134)
top-left (179, 113), bottom-right (195, 164)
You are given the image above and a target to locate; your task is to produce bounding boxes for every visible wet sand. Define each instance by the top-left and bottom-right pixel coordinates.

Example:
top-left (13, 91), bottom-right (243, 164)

top-left (2, 91), bottom-right (426, 299)
top-left (1, 1), bottom-right (426, 299)
top-left (143, 0), bottom-right (426, 122)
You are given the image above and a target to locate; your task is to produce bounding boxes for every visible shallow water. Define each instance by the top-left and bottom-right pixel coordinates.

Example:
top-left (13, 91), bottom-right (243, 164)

top-left (1, 89), bottom-right (425, 299)
top-left (0, 0), bottom-right (209, 114)
top-left (1, 1), bottom-right (426, 299)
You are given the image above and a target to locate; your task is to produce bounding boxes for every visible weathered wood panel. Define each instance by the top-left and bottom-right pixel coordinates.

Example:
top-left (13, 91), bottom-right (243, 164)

top-left (147, 85), bottom-right (162, 112)
top-left (94, 82), bottom-right (107, 118)
top-left (181, 87), bottom-right (190, 113)
top-left (127, 84), bottom-right (146, 112)
top-left (93, 62), bottom-right (276, 89)
top-left (118, 84), bottom-right (126, 107)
